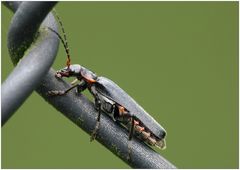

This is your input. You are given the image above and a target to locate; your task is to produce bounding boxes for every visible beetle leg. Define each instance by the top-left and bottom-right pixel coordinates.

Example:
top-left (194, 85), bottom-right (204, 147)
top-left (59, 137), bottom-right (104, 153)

top-left (71, 78), bottom-right (78, 85)
top-left (48, 84), bottom-right (79, 96)
top-left (48, 80), bottom-right (87, 96)
top-left (90, 96), bottom-right (101, 142)
top-left (127, 116), bottom-right (135, 161)
top-left (128, 117), bottom-right (135, 140)
top-left (76, 80), bottom-right (88, 93)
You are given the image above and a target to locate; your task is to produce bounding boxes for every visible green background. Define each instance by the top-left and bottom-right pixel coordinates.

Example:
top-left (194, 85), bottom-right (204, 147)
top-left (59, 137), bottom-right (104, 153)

top-left (1, 2), bottom-right (238, 168)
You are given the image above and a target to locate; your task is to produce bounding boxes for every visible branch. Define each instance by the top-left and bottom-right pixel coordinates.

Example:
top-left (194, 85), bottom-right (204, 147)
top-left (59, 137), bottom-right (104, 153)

top-left (3, 2), bottom-right (176, 168)
top-left (2, 1), bottom-right (58, 125)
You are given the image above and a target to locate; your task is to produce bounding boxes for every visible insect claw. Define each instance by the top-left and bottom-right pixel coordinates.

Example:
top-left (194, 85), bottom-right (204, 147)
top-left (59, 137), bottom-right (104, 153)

top-left (127, 140), bottom-right (132, 162)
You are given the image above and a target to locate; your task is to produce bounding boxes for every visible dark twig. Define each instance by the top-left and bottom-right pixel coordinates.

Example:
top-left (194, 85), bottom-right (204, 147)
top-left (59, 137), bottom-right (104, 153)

top-left (2, 2), bottom-right (176, 168)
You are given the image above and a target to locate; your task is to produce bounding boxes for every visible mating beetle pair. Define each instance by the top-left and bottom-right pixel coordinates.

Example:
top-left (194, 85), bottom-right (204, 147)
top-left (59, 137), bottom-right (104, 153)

top-left (48, 9), bottom-right (167, 157)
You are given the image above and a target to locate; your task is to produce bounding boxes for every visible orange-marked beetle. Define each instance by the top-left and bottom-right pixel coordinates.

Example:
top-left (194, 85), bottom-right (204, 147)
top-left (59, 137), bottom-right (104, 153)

top-left (48, 9), bottom-right (167, 159)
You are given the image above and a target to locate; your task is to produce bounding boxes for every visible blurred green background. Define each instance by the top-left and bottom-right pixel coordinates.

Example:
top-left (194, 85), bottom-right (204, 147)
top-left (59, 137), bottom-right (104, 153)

top-left (1, 2), bottom-right (238, 168)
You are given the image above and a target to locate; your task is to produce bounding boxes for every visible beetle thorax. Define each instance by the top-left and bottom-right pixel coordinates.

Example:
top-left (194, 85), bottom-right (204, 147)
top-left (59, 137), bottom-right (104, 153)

top-left (69, 64), bottom-right (82, 74)
top-left (80, 66), bottom-right (98, 82)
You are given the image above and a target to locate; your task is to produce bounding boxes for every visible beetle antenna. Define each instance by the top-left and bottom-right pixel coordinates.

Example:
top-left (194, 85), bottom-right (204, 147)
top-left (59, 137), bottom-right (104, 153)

top-left (47, 27), bottom-right (69, 58)
top-left (52, 8), bottom-right (71, 68)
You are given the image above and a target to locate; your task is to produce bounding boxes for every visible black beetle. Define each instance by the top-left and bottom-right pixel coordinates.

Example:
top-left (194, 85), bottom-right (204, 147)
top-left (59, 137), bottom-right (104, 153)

top-left (48, 64), bottom-right (166, 149)
top-left (47, 9), bottom-right (167, 158)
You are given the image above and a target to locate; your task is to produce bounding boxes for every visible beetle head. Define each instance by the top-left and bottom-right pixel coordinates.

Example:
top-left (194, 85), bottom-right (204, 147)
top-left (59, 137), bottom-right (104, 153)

top-left (55, 64), bottom-right (81, 78)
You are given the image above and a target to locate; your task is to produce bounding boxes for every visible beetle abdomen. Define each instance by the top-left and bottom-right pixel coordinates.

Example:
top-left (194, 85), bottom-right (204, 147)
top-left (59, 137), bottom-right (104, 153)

top-left (94, 76), bottom-right (167, 140)
top-left (96, 90), bottom-right (166, 149)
